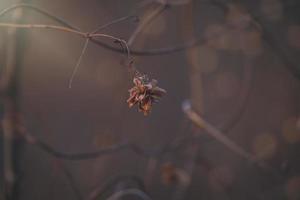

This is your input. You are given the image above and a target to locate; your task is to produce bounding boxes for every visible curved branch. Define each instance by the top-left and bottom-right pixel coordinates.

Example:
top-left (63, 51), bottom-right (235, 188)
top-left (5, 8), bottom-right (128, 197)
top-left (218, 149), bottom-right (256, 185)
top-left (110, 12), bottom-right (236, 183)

top-left (34, 140), bottom-right (153, 160)
top-left (217, 56), bottom-right (254, 132)
top-left (19, 126), bottom-right (154, 160)
top-left (105, 188), bottom-right (152, 200)
top-left (0, 22), bottom-right (131, 61)
top-left (0, 3), bottom-right (80, 30)
top-left (57, 160), bottom-right (83, 200)
top-left (90, 37), bottom-right (202, 56)
top-left (0, 4), bottom-right (131, 58)
top-left (91, 15), bottom-right (138, 34)
top-left (88, 175), bottom-right (145, 200)
top-left (0, 3), bottom-right (217, 56)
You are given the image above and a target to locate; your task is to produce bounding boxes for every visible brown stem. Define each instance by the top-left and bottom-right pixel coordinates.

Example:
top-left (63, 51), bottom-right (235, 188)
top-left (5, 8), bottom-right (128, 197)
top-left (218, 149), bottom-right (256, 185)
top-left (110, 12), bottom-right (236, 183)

top-left (127, 3), bottom-right (168, 46)
top-left (182, 100), bottom-right (269, 168)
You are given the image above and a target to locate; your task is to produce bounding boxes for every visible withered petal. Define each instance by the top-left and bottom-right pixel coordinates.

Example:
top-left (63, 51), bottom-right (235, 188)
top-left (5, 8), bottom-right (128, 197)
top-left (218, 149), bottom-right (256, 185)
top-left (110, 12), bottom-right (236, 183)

top-left (151, 79), bottom-right (158, 87)
top-left (127, 96), bottom-right (138, 107)
top-left (151, 87), bottom-right (166, 97)
top-left (133, 77), bottom-right (142, 86)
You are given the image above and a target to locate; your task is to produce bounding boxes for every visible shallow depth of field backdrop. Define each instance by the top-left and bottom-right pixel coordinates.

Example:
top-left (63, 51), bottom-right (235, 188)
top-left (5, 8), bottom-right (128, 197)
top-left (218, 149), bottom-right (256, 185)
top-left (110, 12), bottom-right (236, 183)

top-left (1, 0), bottom-right (300, 200)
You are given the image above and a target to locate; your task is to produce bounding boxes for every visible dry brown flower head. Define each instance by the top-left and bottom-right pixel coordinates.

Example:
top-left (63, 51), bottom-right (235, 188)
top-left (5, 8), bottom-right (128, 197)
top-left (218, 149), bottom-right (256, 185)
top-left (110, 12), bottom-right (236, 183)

top-left (127, 73), bottom-right (166, 115)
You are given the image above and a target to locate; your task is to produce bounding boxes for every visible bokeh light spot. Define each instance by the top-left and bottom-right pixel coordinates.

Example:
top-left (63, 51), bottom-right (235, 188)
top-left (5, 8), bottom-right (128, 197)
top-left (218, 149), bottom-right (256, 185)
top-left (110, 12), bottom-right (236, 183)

top-left (285, 176), bottom-right (300, 200)
top-left (252, 133), bottom-right (278, 160)
top-left (260, 0), bottom-right (283, 21)
top-left (282, 117), bottom-right (300, 144)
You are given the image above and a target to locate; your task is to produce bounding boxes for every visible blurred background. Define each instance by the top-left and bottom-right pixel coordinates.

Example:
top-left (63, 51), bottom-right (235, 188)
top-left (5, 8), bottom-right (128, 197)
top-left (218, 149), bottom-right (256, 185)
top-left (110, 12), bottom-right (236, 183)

top-left (1, 0), bottom-right (300, 199)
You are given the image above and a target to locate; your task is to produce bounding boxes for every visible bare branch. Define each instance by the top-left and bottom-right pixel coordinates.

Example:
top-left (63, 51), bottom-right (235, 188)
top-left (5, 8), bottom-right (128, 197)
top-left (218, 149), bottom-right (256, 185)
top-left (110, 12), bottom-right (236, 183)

top-left (105, 188), bottom-right (152, 200)
top-left (68, 38), bottom-right (90, 88)
top-left (18, 125), bottom-right (154, 160)
top-left (88, 175), bottom-right (145, 200)
top-left (57, 160), bottom-right (83, 200)
top-left (128, 3), bottom-right (168, 46)
top-left (0, 22), bottom-right (131, 65)
top-left (0, 3), bottom-right (228, 57)
top-left (182, 100), bottom-right (263, 166)
top-left (0, 3), bottom-right (80, 30)
top-left (91, 15), bottom-right (138, 34)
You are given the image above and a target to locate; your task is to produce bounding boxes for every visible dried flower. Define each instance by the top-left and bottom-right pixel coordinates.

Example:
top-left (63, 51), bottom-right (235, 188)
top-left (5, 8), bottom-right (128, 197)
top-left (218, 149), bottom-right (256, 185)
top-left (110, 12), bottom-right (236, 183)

top-left (127, 73), bottom-right (166, 115)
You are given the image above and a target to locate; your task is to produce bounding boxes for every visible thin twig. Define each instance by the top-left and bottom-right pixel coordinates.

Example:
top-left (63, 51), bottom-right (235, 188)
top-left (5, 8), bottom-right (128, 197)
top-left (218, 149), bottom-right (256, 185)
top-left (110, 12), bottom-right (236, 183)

top-left (18, 125), bottom-right (154, 160)
top-left (0, 22), bottom-right (131, 61)
top-left (182, 100), bottom-right (267, 167)
top-left (91, 15), bottom-right (138, 34)
top-left (0, 22), bottom-right (84, 35)
top-left (127, 3), bottom-right (168, 46)
top-left (35, 140), bottom-right (151, 160)
top-left (91, 0), bottom-right (156, 35)
top-left (0, 23), bottom-right (125, 42)
top-left (0, 3), bottom-right (81, 30)
top-left (181, 108), bottom-right (284, 192)
top-left (57, 160), bottom-right (83, 200)
top-left (68, 38), bottom-right (90, 88)
top-left (0, 3), bottom-right (136, 57)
